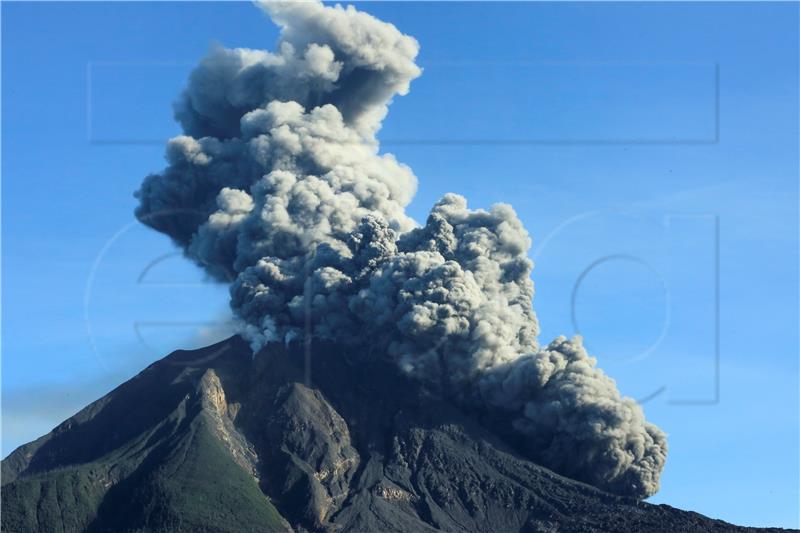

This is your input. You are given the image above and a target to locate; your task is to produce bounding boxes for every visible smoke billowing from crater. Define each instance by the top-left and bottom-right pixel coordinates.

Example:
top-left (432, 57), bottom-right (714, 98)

top-left (135, 0), bottom-right (667, 499)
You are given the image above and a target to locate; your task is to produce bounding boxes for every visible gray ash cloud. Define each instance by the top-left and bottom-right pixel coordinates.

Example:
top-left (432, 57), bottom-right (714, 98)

top-left (135, 0), bottom-right (667, 499)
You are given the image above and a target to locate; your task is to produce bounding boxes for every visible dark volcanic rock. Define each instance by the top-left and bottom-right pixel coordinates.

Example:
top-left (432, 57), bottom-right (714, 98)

top-left (1, 337), bottom-right (790, 532)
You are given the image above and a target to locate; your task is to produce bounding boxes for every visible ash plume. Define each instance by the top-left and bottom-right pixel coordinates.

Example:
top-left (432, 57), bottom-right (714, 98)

top-left (135, 0), bottom-right (667, 499)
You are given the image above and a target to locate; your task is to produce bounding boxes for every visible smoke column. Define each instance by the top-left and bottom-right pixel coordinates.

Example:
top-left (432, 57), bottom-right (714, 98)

top-left (136, 0), bottom-right (667, 499)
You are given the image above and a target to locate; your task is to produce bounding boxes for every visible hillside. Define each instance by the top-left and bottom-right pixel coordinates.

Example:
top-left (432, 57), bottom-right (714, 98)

top-left (1, 337), bottom-right (788, 532)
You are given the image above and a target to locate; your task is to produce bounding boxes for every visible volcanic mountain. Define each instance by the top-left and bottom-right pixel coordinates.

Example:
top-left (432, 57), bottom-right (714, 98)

top-left (1, 337), bottom-right (786, 533)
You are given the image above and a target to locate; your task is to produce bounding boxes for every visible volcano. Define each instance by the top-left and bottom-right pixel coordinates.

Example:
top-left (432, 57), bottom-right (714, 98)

top-left (1, 337), bottom-right (786, 532)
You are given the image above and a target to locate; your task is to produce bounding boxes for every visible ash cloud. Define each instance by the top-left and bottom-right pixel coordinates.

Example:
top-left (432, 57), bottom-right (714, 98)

top-left (135, 0), bottom-right (667, 499)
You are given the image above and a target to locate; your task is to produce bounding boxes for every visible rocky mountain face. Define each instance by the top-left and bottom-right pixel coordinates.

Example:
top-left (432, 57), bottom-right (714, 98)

top-left (1, 337), bottom-right (787, 532)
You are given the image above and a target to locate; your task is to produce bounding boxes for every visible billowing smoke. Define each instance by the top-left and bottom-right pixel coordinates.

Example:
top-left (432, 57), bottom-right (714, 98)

top-left (135, 0), bottom-right (667, 499)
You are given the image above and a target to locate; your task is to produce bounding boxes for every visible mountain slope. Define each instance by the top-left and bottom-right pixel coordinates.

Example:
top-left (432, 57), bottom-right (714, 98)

top-left (2, 340), bottom-right (288, 533)
top-left (1, 337), bottom-right (787, 532)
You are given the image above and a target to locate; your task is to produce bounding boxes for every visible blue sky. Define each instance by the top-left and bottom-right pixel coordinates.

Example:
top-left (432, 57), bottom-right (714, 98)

top-left (2, 1), bottom-right (798, 528)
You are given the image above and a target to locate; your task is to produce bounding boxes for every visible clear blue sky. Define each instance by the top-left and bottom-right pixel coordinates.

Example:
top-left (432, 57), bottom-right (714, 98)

top-left (2, 2), bottom-right (798, 528)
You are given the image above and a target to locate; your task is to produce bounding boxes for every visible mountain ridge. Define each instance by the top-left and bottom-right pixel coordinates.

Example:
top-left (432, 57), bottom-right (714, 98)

top-left (1, 337), bottom-right (790, 532)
